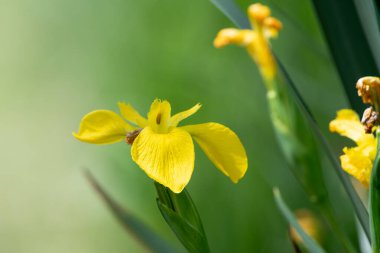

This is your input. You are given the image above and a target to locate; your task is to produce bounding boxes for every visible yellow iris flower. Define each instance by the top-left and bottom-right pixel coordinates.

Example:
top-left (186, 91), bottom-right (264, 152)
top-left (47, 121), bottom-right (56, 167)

top-left (73, 99), bottom-right (248, 193)
top-left (213, 3), bottom-right (282, 81)
top-left (329, 109), bottom-right (377, 187)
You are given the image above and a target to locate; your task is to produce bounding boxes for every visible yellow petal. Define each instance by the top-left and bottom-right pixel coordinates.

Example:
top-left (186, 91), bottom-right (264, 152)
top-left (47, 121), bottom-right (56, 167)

top-left (147, 99), bottom-right (172, 133)
top-left (73, 110), bottom-right (134, 144)
top-left (341, 145), bottom-right (375, 188)
top-left (118, 102), bottom-right (147, 127)
top-left (170, 103), bottom-right (202, 127)
top-left (329, 109), bottom-right (366, 143)
top-left (131, 126), bottom-right (194, 193)
top-left (182, 123), bottom-right (248, 183)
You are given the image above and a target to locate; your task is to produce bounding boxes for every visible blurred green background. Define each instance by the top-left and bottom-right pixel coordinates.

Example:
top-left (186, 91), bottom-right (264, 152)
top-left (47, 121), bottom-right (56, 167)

top-left (0, 0), bottom-right (358, 252)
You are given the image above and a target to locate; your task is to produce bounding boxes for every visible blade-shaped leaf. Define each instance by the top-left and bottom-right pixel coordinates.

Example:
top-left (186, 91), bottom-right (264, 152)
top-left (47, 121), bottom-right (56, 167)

top-left (208, 0), bottom-right (370, 240)
top-left (273, 188), bottom-right (326, 253)
top-left (210, 0), bottom-right (249, 29)
top-left (369, 131), bottom-right (380, 251)
top-left (311, 0), bottom-right (380, 113)
top-left (155, 183), bottom-right (210, 253)
top-left (84, 170), bottom-right (178, 253)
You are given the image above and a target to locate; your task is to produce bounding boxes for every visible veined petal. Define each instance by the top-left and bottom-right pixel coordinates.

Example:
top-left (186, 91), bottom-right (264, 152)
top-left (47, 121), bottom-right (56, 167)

top-left (182, 123), bottom-right (248, 183)
top-left (131, 126), bottom-right (194, 193)
top-left (118, 102), bottom-right (147, 127)
top-left (73, 110), bottom-right (134, 144)
top-left (329, 109), bottom-right (366, 143)
top-left (170, 103), bottom-right (202, 127)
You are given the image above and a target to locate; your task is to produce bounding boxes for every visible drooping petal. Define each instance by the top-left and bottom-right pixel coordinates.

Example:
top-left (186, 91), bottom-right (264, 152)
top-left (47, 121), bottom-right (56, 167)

top-left (118, 102), bottom-right (147, 127)
top-left (147, 99), bottom-right (172, 133)
top-left (170, 103), bottom-right (202, 127)
top-left (182, 123), bottom-right (248, 183)
top-left (73, 110), bottom-right (135, 144)
top-left (329, 109), bottom-right (366, 143)
top-left (131, 126), bottom-right (194, 193)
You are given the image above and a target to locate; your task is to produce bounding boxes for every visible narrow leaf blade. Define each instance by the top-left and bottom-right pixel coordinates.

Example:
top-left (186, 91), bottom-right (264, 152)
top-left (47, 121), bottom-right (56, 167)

top-left (210, 0), bottom-right (249, 29)
top-left (85, 170), bottom-right (178, 253)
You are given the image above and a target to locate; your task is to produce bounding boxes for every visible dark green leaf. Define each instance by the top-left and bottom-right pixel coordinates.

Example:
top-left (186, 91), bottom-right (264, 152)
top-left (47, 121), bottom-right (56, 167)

top-left (84, 170), bottom-right (178, 253)
top-left (369, 131), bottom-right (380, 251)
top-left (310, 0), bottom-right (380, 113)
top-left (273, 188), bottom-right (326, 253)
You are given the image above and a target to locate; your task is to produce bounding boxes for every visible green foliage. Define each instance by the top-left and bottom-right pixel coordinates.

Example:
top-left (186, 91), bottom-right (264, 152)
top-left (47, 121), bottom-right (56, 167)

top-left (208, 0), bottom-right (369, 243)
top-left (85, 171), bottom-right (178, 253)
top-left (155, 183), bottom-right (210, 253)
top-left (310, 0), bottom-right (380, 113)
top-left (277, 62), bottom-right (370, 240)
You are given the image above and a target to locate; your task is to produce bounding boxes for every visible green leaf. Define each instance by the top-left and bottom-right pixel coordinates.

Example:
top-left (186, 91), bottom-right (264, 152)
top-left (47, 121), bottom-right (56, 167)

top-left (210, 0), bottom-right (249, 29)
top-left (84, 170), bottom-right (178, 253)
top-left (310, 0), bottom-right (380, 113)
top-left (155, 183), bottom-right (210, 253)
top-left (273, 188), bottom-right (326, 253)
top-left (208, 0), bottom-right (370, 240)
top-left (369, 130), bottom-right (380, 252)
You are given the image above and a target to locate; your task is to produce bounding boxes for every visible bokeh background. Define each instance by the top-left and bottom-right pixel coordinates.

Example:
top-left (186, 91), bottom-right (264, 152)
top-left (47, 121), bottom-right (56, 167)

top-left (0, 0), bottom-right (358, 252)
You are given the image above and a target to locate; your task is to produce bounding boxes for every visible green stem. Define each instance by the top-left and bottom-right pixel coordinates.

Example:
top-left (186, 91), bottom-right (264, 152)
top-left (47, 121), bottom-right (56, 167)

top-left (369, 130), bottom-right (380, 252)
